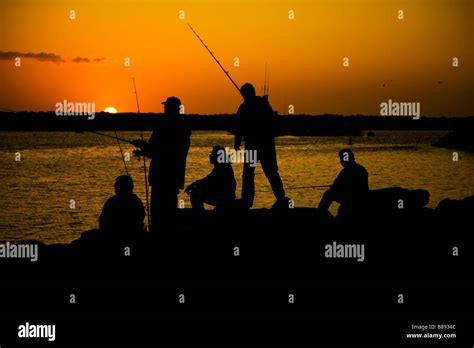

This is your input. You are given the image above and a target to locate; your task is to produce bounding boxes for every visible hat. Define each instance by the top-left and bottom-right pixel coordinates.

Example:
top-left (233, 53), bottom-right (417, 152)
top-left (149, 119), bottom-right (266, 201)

top-left (161, 97), bottom-right (181, 107)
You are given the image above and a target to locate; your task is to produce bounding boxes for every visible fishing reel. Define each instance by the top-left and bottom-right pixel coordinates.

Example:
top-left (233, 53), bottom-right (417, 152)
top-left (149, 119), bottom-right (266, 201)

top-left (133, 149), bottom-right (144, 161)
top-left (131, 139), bottom-right (147, 161)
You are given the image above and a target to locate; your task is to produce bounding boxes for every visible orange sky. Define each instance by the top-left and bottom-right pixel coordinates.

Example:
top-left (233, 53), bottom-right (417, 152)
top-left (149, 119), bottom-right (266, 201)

top-left (0, 0), bottom-right (472, 115)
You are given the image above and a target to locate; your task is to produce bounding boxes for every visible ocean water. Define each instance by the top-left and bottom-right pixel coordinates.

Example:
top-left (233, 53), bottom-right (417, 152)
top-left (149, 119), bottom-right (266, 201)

top-left (0, 130), bottom-right (472, 244)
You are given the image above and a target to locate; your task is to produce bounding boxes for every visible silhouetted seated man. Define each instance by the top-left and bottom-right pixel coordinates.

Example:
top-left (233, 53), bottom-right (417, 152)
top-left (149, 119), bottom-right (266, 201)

top-left (318, 149), bottom-right (369, 218)
top-left (185, 146), bottom-right (236, 212)
top-left (99, 175), bottom-right (146, 237)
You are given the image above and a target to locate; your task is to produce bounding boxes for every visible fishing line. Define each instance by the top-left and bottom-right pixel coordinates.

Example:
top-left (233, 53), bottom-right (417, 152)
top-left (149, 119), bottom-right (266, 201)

top-left (132, 77), bottom-right (151, 231)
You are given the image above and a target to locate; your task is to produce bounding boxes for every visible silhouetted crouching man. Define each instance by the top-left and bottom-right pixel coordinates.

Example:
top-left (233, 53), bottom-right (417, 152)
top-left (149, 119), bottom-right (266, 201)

top-left (99, 175), bottom-right (146, 236)
top-left (319, 149), bottom-right (369, 219)
top-left (185, 146), bottom-right (236, 212)
top-left (234, 83), bottom-right (288, 209)
top-left (132, 97), bottom-right (191, 232)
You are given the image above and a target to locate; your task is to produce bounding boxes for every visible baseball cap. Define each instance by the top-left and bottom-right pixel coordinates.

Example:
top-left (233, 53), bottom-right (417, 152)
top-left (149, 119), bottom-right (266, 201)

top-left (161, 97), bottom-right (181, 107)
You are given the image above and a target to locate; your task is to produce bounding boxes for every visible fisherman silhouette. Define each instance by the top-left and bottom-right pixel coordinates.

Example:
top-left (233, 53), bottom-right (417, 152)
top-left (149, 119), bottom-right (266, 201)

top-left (99, 175), bottom-right (146, 236)
top-left (234, 83), bottom-right (288, 209)
top-left (318, 149), bottom-right (369, 218)
top-left (185, 146), bottom-right (236, 212)
top-left (132, 97), bottom-right (191, 232)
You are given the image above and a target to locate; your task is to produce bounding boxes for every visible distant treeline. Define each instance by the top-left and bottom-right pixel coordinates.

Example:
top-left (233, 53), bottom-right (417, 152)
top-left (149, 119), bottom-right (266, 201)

top-left (0, 112), bottom-right (473, 136)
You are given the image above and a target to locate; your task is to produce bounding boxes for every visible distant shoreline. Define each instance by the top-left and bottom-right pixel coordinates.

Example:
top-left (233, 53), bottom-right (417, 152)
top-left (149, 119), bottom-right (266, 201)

top-left (0, 112), bottom-right (472, 135)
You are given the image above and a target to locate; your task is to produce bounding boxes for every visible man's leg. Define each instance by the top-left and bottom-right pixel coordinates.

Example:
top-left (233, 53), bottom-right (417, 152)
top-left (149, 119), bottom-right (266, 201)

top-left (190, 186), bottom-right (206, 213)
top-left (318, 190), bottom-right (335, 211)
top-left (150, 186), bottom-right (161, 233)
top-left (164, 188), bottom-right (178, 228)
top-left (150, 185), bottom-right (178, 233)
top-left (241, 162), bottom-right (256, 207)
top-left (259, 146), bottom-right (286, 201)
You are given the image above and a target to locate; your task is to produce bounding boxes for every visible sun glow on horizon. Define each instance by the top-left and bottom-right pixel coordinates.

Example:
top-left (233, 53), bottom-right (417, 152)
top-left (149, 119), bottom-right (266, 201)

top-left (103, 107), bottom-right (118, 114)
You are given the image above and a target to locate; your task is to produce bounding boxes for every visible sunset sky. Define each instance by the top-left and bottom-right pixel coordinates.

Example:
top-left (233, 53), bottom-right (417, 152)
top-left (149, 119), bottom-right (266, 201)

top-left (0, 0), bottom-right (472, 116)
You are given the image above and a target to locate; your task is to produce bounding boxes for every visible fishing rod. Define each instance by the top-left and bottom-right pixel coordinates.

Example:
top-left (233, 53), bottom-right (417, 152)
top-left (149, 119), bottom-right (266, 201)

top-left (77, 130), bottom-right (133, 144)
top-left (132, 77), bottom-right (151, 231)
top-left (255, 185), bottom-right (331, 193)
top-left (262, 63), bottom-right (269, 97)
top-left (77, 129), bottom-right (129, 174)
top-left (287, 185), bottom-right (331, 190)
top-left (187, 23), bottom-right (243, 97)
top-left (114, 130), bottom-right (129, 175)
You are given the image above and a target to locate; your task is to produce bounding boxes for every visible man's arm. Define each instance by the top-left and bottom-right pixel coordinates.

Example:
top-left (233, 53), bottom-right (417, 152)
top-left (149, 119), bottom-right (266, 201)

top-left (136, 197), bottom-right (146, 223)
top-left (234, 105), bottom-right (244, 150)
top-left (132, 131), bottom-right (160, 159)
top-left (98, 199), bottom-right (112, 231)
top-left (331, 170), bottom-right (345, 194)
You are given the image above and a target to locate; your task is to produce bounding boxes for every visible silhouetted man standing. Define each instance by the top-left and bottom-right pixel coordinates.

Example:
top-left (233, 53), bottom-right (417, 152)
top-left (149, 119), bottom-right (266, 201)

top-left (132, 97), bottom-right (190, 232)
top-left (318, 149), bottom-right (369, 217)
top-left (234, 83), bottom-right (287, 208)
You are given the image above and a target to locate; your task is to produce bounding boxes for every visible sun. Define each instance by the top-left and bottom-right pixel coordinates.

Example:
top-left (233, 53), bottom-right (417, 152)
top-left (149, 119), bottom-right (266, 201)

top-left (103, 106), bottom-right (118, 114)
